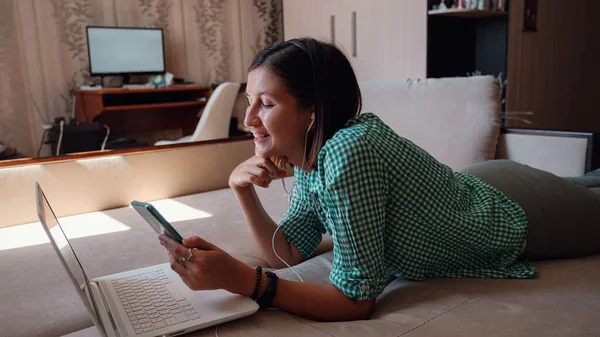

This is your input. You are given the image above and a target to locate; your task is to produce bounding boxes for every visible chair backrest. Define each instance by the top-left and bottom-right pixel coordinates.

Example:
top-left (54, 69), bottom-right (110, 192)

top-left (190, 82), bottom-right (241, 142)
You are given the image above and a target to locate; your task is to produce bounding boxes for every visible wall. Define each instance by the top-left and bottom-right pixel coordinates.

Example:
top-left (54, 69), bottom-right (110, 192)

top-left (0, 0), bottom-right (282, 158)
top-left (506, 0), bottom-right (600, 131)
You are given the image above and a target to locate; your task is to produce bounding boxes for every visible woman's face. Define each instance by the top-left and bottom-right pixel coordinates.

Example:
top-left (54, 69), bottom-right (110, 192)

top-left (245, 67), bottom-right (313, 167)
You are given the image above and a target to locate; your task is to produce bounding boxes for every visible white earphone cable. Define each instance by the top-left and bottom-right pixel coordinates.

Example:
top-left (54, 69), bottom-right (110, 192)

top-left (56, 120), bottom-right (65, 156)
top-left (271, 223), bottom-right (304, 283)
top-left (271, 114), bottom-right (314, 283)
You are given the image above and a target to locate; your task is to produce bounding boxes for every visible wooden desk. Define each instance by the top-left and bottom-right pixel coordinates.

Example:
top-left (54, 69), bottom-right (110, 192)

top-left (74, 85), bottom-right (211, 136)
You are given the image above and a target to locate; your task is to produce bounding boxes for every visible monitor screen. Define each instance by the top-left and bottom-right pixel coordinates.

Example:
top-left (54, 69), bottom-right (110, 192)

top-left (87, 26), bottom-right (165, 75)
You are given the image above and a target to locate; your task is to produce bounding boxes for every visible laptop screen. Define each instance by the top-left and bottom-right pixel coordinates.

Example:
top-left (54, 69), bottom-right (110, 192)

top-left (35, 182), bottom-right (103, 329)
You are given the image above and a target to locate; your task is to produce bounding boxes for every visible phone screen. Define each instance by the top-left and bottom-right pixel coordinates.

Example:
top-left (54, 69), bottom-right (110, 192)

top-left (131, 201), bottom-right (184, 243)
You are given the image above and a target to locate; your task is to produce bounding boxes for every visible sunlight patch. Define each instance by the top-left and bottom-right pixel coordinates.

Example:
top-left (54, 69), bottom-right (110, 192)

top-left (148, 199), bottom-right (213, 222)
top-left (0, 213), bottom-right (130, 251)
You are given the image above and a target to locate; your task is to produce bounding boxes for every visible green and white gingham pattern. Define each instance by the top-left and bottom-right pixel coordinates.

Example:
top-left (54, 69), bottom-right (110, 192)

top-left (279, 113), bottom-right (536, 300)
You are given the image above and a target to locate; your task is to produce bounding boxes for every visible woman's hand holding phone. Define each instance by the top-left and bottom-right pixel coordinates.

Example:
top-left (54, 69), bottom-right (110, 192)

top-left (159, 235), bottom-right (256, 296)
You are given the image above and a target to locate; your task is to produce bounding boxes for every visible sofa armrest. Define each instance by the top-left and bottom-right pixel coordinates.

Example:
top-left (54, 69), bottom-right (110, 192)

top-left (0, 138), bottom-right (255, 228)
top-left (495, 129), bottom-right (593, 177)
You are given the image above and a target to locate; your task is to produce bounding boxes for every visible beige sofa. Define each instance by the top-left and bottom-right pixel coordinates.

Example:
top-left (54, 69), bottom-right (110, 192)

top-left (1, 76), bottom-right (598, 337)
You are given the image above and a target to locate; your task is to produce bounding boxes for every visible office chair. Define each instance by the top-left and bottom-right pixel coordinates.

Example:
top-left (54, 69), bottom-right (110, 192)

top-left (155, 82), bottom-right (241, 145)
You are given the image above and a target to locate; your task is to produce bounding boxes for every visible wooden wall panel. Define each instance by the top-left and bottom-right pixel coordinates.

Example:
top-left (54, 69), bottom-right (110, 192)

top-left (506, 0), bottom-right (600, 132)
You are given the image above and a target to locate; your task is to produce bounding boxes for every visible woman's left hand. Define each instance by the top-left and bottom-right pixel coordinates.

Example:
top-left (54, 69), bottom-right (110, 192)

top-left (159, 235), bottom-right (253, 295)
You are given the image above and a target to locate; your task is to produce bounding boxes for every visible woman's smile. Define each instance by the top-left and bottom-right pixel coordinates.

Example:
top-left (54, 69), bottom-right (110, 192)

top-left (253, 133), bottom-right (271, 142)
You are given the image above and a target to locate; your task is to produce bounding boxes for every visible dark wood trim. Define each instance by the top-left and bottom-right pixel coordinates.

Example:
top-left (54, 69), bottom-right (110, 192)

top-left (80, 84), bottom-right (210, 95)
top-left (0, 136), bottom-right (253, 169)
top-left (103, 101), bottom-right (204, 112)
top-left (428, 9), bottom-right (508, 18)
top-left (502, 128), bottom-right (594, 173)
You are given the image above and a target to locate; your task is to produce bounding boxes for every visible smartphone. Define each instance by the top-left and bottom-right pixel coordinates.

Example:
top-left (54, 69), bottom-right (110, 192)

top-left (131, 200), bottom-right (184, 244)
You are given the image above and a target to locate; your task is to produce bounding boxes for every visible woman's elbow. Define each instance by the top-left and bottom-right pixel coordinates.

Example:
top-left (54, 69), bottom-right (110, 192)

top-left (353, 299), bottom-right (376, 320)
top-left (266, 246), bottom-right (304, 269)
top-left (334, 298), bottom-right (375, 321)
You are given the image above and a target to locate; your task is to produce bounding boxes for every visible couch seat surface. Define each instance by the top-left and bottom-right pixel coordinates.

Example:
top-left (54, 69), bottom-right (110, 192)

top-left (1, 177), bottom-right (599, 337)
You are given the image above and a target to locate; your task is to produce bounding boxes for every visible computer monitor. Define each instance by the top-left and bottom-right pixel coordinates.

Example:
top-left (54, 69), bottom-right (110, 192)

top-left (86, 26), bottom-right (165, 84)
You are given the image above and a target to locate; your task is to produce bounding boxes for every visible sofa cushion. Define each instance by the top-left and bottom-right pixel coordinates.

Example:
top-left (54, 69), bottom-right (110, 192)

top-left (360, 76), bottom-right (501, 171)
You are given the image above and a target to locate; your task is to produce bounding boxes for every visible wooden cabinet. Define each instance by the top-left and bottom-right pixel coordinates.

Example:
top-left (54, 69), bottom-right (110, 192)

top-left (350, 0), bottom-right (427, 81)
top-left (283, 0), bottom-right (427, 81)
top-left (283, 0), bottom-right (336, 44)
top-left (74, 85), bottom-right (210, 136)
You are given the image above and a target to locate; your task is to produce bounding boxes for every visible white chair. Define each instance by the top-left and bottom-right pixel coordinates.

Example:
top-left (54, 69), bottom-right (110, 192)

top-left (155, 82), bottom-right (241, 145)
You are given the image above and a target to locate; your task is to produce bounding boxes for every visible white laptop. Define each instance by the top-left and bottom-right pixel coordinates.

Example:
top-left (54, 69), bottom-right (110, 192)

top-left (35, 182), bottom-right (258, 337)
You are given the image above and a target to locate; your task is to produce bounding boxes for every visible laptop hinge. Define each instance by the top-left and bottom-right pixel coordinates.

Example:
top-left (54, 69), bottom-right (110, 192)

top-left (90, 282), bottom-right (120, 337)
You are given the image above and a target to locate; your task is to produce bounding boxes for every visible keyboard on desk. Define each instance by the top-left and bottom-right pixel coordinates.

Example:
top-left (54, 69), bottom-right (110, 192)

top-left (112, 269), bottom-right (200, 335)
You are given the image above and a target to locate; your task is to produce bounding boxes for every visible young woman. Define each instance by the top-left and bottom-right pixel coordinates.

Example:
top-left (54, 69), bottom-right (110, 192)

top-left (159, 38), bottom-right (600, 322)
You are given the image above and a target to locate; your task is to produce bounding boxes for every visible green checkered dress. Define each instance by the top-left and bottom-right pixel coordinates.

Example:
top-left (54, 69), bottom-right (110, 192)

top-left (279, 113), bottom-right (536, 300)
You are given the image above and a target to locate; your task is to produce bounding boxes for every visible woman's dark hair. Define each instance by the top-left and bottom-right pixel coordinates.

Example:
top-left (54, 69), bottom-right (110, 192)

top-left (249, 38), bottom-right (362, 169)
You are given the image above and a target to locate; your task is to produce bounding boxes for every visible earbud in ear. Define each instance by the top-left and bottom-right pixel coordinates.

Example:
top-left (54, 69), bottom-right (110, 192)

top-left (308, 112), bottom-right (315, 130)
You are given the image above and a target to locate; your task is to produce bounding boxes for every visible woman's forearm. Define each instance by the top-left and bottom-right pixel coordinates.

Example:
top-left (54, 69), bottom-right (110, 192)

top-left (231, 265), bottom-right (374, 321)
top-left (274, 279), bottom-right (374, 321)
top-left (232, 185), bottom-right (302, 268)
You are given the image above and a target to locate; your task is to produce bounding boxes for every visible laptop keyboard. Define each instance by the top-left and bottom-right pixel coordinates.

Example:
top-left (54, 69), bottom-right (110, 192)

top-left (112, 270), bottom-right (200, 335)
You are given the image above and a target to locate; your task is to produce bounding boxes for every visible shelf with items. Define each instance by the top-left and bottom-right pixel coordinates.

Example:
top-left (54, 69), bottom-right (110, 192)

top-left (428, 9), bottom-right (507, 18)
top-left (427, 0), bottom-right (509, 77)
top-left (427, 1), bottom-right (509, 112)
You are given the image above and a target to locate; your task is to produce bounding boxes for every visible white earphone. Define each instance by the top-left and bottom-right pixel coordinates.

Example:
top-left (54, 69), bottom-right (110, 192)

top-left (270, 110), bottom-right (316, 284)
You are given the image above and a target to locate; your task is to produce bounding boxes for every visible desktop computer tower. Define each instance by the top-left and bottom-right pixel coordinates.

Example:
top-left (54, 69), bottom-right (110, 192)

top-left (46, 121), bottom-right (106, 155)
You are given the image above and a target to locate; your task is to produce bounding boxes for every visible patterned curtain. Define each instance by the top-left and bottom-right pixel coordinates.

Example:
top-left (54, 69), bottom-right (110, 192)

top-left (0, 0), bottom-right (282, 158)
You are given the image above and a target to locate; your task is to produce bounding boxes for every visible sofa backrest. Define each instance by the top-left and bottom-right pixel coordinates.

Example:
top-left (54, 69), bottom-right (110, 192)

top-left (360, 76), bottom-right (501, 171)
top-left (0, 138), bottom-right (254, 228)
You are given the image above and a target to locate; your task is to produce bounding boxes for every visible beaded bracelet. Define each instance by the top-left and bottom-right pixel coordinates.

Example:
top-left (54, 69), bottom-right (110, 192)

top-left (250, 266), bottom-right (263, 301)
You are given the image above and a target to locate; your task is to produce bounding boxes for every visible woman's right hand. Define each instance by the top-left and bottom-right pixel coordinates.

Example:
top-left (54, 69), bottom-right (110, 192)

top-left (229, 156), bottom-right (287, 189)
